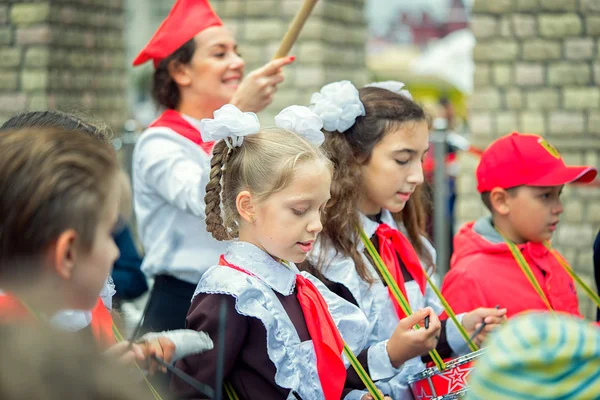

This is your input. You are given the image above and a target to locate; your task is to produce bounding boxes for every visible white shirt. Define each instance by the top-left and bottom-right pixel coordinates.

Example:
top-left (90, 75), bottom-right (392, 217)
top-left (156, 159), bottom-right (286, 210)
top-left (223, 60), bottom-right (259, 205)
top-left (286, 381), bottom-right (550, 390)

top-left (132, 115), bottom-right (228, 284)
top-left (50, 277), bottom-right (116, 331)
top-left (309, 209), bottom-right (467, 399)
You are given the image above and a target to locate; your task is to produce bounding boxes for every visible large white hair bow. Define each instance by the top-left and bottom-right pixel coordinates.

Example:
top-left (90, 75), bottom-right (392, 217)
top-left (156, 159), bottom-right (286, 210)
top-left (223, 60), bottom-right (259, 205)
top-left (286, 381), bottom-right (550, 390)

top-left (200, 104), bottom-right (260, 148)
top-left (365, 81), bottom-right (413, 100)
top-left (274, 105), bottom-right (325, 146)
top-left (309, 80), bottom-right (365, 133)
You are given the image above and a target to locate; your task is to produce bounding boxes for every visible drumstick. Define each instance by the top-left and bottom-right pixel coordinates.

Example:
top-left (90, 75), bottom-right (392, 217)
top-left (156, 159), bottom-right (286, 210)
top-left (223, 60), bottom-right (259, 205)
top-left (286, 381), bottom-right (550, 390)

top-left (126, 292), bottom-right (154, 349)
top-left (468, 305), bottom-right (500, 342)
top-left (214, 299), bottom-right (227, 400)
top-left (273, 0), bottom-right (319, 59)
top-left (151, 355), bottom-right (215, 398)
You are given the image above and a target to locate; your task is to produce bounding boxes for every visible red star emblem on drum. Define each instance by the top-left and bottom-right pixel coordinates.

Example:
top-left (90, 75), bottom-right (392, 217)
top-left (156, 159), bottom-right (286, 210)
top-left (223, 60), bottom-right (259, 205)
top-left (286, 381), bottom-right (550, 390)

top-left (438, 364), bottom-right (472, 393)
top-left (417, 387), bottom-right (433, 400)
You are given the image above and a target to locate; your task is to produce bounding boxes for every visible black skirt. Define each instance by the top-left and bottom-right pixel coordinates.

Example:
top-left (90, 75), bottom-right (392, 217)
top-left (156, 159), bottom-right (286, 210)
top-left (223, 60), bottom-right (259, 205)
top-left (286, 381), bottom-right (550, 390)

top-left (141, 274), bottom-right (197, 333)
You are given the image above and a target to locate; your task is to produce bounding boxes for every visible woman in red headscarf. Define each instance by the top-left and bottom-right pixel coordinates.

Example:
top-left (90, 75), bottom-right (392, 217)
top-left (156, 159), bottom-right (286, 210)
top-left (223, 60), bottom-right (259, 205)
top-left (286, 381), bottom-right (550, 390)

top-left (132, 0), bottom-right (295, 333)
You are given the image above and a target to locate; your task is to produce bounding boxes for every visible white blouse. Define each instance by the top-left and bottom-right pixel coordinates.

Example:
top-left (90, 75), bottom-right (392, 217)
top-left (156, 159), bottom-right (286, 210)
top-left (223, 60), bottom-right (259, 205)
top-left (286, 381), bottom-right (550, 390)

top-left (309, 209), bottom-right (468, 399)
top-left (132, 115), bottom-right (228, 284)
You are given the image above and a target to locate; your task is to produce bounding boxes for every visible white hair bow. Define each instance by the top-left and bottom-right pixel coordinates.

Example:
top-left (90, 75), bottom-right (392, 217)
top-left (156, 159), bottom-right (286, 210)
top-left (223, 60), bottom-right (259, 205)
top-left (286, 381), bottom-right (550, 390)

top-left (200, 104), bottom-right (260, 149)
top-left (365, 81), bottom-right (413, 100)
top-left (274, 105), bottom-right (325, 146)
top-left (309, 80), bottom-right (365, 133)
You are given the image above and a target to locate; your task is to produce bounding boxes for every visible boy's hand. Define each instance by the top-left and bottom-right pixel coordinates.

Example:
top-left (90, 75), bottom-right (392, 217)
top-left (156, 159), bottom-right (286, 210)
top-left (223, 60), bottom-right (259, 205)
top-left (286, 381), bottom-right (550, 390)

top-left (387, 307), bottom-right (441, 367)
top-left (138, 337), bottom-right (177, 375)
top-left (104, 341), bottom-right (145, 365)
top-left (462, 307), bottom-right (507, 346)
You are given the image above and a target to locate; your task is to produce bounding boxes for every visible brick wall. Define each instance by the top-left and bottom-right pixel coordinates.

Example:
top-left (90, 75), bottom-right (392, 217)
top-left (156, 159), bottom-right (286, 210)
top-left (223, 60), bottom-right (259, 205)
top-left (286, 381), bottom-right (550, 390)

top-left (0, 0), bottom-right (127, 129)
top-left (459, 0), bottom-right (600, 318)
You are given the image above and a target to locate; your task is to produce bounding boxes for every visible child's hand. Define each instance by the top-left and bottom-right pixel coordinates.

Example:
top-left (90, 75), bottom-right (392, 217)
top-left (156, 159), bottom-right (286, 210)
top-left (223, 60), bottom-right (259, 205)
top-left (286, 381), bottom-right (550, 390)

top-left (104, 341), bottom-right (145, 365)
top-left (361, 391), bottom-right (392, 400)
top-left (138, 337), bottom-right (177, 375)
top-left (386, 307), bottom-right (441, 368)
top-left (462, 307), bottom-right (507, 346)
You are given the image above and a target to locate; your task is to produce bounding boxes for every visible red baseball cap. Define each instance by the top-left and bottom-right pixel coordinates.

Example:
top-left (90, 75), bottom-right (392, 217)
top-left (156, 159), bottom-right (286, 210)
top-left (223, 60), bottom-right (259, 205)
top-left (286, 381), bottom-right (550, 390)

top-left (476, 132), bottom-right (597, 193)
top-left (132, 0), bottom-right (222, 68)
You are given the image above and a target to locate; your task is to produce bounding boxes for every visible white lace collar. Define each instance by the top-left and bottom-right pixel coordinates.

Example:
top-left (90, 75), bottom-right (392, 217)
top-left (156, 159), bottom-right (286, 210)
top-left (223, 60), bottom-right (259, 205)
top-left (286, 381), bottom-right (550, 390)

top-left (358, 209), bottom-right (398, 250)
top-left (223, 241), bottom-right (297, 296)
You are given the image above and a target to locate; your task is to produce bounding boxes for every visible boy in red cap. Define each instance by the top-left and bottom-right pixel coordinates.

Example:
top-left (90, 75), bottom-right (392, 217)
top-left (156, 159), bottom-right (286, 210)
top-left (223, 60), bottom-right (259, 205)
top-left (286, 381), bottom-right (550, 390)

top-left (441, 132), bottom-right (597, 318)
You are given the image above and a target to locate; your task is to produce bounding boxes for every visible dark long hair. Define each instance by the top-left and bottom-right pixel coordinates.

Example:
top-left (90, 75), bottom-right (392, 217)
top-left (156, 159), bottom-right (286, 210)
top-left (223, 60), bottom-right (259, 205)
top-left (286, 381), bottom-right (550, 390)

top-left (317, 86), bottom-right (433, 283)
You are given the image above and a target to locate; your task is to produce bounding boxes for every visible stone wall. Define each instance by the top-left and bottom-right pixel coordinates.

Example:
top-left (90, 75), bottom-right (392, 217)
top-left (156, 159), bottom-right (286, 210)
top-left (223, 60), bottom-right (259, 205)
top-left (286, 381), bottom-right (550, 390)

top-left (459, 0), bottom-right (600, 318)
top-left (0, 0), bottom-right (127, 129)
top-left (128, 0), bottom-right (369, 123)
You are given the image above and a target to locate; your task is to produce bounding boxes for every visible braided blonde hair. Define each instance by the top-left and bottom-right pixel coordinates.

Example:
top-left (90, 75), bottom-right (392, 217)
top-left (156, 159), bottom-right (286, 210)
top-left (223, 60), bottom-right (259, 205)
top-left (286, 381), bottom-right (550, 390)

top-left (204, 127), bottom-right (332, 241)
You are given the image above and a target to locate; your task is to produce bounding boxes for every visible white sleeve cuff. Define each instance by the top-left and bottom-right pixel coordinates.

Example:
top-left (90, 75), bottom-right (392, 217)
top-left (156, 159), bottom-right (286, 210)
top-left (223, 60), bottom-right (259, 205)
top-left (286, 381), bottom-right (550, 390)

top-left (140, 329), bottom-right (213, 363)
top-left (367, 339), bottom-right (404, 381)
top-left (344, 390), bottom-right (369, 400)
top-left (446, 313), bottom-right (470, 356)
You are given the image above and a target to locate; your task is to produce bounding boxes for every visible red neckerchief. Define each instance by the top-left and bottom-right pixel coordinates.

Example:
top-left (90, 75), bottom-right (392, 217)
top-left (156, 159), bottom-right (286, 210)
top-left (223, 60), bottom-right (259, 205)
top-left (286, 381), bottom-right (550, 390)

top-left (149, 109), bottom-right (214, 154)
top-left (375, 223), bottom-right (427, 319)
top-left (90, 298), bottom-right (116, 346)
top-left (219, 256), bottom-right (346, 400)
top-left (0, 292), bottom-right (115, 346)
top-left (0, 292), bottom-right (30, 322)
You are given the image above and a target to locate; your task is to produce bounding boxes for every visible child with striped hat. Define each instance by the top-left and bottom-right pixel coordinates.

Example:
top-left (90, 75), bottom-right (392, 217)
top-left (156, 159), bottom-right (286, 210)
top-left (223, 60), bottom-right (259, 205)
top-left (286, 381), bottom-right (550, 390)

top-left (467, 312), bottom-right (600, 399)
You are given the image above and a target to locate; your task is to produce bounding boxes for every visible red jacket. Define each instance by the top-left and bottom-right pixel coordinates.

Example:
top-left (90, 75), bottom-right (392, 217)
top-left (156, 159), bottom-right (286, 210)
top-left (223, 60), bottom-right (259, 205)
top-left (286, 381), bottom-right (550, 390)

top-left (441, 218), bottom-right (580, 318)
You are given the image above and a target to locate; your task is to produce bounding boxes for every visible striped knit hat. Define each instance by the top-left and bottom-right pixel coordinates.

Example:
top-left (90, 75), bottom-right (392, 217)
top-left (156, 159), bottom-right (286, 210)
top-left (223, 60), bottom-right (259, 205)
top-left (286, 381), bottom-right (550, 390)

top-left (467, 312), bottom-right (600, 400)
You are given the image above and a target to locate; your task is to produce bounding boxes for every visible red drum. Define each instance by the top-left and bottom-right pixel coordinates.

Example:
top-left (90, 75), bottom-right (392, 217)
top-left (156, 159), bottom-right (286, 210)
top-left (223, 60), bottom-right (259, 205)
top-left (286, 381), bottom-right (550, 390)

top-left (407, 349), bottom-right (484, 400)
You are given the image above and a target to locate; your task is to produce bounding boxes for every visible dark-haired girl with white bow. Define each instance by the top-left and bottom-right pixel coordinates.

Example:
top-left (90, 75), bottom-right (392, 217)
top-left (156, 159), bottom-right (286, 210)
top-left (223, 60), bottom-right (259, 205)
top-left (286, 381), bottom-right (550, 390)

top-left (303, 81), bottom-right (507, 399)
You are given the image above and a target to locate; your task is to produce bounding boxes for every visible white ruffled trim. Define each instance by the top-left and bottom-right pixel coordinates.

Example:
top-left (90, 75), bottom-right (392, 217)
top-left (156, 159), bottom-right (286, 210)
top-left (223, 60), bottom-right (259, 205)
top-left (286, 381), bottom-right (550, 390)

top-left (216, 241), bottom-right (297, 296)
top-left (275, 105), bottom-right (325, 146)
top-left (310, 236), bottom-right (404, 380)
top-left (198, 266), bottom-right (324, 399)
top-left (200, 104), bottom-right (260, 148)
top-left (194, 241), bottom-right (369, 399)
top-left (310, 80), bottom-right (365, 133)
top-left (100, 276), bottom-right (116, 311)
top-left (301, 272), bottom-right (368, 362)
top-left (308, 240), bottom-right (373, 321)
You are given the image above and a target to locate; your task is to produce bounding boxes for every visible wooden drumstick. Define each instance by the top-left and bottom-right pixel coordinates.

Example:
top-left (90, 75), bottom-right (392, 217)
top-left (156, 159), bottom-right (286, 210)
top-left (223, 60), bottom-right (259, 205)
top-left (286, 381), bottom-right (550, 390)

top-left (273, 0), bottom-right (319, 59)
